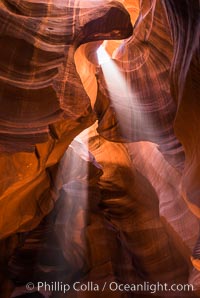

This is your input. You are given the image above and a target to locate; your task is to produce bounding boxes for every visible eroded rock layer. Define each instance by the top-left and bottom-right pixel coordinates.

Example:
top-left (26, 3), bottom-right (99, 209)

top-left (0, 0), bottom-right (200, 297)
top-left (0, 0), bottom-right (132, 239)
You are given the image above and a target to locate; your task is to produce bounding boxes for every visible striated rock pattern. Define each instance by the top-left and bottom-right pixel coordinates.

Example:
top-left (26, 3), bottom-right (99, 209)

top-left (95, 0), bottom-right (185, 168)
top-left (7, 135), bottom-right (196, 298)
top-left (0, 0), bottom-right (199, 297)
top-left (0, 0), bottom-right (132, 238)
top-left (126, 141), bottom-right (199, 253)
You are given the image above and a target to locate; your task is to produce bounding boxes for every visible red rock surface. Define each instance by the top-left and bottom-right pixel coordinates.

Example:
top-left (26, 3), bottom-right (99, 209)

top-left (0, 0), bottom-right (199, 297)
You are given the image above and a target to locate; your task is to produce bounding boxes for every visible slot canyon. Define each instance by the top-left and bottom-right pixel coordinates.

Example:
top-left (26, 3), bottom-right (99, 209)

top-left (0, 0), bottom-right (199, 297)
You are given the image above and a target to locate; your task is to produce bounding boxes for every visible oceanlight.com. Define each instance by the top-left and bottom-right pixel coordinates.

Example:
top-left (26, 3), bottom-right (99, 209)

top-left (26, 281), bottom-right (194, 294)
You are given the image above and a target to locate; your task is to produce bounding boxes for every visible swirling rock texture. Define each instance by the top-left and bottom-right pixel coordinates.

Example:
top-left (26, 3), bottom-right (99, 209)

top-left (0, 0), bottom-right (199, 297)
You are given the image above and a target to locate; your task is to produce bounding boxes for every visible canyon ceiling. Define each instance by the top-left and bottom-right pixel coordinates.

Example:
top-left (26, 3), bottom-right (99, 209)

top-left (0, 0), bottom-right (200, 297)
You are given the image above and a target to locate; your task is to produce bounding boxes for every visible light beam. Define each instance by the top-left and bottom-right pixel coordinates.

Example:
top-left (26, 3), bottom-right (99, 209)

top-left (97, 44), bottom-right (154, 141)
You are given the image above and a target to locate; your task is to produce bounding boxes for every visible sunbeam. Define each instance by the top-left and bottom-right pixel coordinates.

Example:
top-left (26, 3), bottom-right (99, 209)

top-left (97, 44), bottom-right (155, 141)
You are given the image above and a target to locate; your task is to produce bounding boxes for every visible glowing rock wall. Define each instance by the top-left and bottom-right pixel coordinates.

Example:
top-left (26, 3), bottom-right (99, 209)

top-left (0, 0), bottom-right (199, 297)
